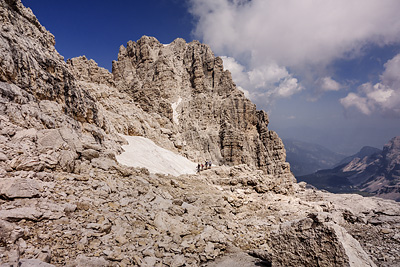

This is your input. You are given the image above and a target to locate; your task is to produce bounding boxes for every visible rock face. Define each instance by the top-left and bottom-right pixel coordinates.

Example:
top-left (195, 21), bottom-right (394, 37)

top-left (111, 37), bottom-right (290, 175)
top-left (299, 136), bottom-right (400, 201)
top-left (267, 214), bottom-right (376, 267)
top-left (0, 0), bottom-right (100, 125)
top-left (0, 1), bottom-right (400, 267)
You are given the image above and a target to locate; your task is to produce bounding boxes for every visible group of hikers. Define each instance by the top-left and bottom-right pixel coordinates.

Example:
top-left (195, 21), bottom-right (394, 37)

top-left (197, 160), bottom-right (212, 173)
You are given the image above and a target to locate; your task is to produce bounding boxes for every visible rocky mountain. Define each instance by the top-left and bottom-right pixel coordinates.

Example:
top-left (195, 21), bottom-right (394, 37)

top-left (334, 146), bottom-right (382, 168)
top-left (1, 1), bottom-right (400, 266)
top-left (299, 137), bottom-right (400, 201)
top-left (283, 138), bottom-right (345, 176)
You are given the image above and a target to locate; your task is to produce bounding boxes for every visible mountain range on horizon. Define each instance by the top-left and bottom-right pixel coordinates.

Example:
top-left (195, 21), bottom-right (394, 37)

top-left (282, 138), bottom-right (346, 176)
top-left (283, 137), bottom-right (383, 177)
top-left (299, 136), bottom-right (400, 201)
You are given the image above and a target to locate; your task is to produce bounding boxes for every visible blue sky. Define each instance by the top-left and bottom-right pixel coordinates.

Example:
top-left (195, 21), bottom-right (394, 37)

top-left (22, 0), bottom-right (400, 155)
top-left (22, 0), bottom-right (194, 70)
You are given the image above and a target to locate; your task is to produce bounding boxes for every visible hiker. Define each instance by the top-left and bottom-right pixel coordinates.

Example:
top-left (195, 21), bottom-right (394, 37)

top-left (201, 163), bottom-right (204, 171)
top-left (205, 160), bottom-right (208, 169)
top-left (209, 160), bottom-right (212, 168)
top-left (197, 163), bottom-right (201, 173)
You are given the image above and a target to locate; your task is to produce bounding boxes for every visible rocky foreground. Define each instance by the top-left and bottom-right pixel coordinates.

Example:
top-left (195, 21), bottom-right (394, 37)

top-left (1, 159), bottom-right (400, 266)
top-left (1, 0), bottom-right (400, 266)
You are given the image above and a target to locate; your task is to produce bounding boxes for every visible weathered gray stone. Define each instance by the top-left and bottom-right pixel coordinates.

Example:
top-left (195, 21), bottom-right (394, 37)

top-left (37, 129), bottom-right (65, 150)
top-left (81, 149), bottom-right (100, 160)
top-left (0, 178), bottom-right (40, 199)
top-left (0, 259), bottom-right (56, 267)
top-left (267, 213), bottom-right (376, 267)
top-left (72, 255), bottom-right (108, 267)
top-left (91, 157), bottom-right (116, 171)
top-left (0, 152), bottom-right (8, 161)
top-left (0, 207), bottom-right (43, 222)
top-left (59, 150), bottom-right (78, 172)
top-left (111, 36), bottom-right (292, 178)
top-left (0, 219), bottom-right (25, 245)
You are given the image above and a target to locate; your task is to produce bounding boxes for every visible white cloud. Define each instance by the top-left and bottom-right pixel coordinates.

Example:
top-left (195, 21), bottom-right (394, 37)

top-left (221, 56), bottom-right (303, 102)
top-left (381, 53), bottom-right (400, 89)
top-left (318, 77), bottom-right (341, 92)
top-left (340, 54), bottom-right (400, 116)
top-left (189, 0), bottom-right (400, 103)
top-left (340, 92), bottom-right (372, 115)
top-left (190, 0), bottom-right (400, 69)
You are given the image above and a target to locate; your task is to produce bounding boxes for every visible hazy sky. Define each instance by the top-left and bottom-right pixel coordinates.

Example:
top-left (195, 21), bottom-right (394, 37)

top-left (22, 0), bottom-right (400, 154)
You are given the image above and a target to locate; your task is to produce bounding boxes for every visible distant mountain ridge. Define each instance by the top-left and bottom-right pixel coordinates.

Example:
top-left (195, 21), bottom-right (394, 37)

top-left (283, 138), bottom-right (345, 176)
top-left (334, 146), bottom-right (381, 168)
top-left (299, 136), bottom-right (400, 201)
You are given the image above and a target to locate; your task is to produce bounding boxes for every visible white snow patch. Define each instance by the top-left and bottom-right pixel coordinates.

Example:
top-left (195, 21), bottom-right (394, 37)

top-left (116, 135), bottom-right (197, 176)
top-left (163, 43), bottom-right (171, 47)
top-left (171, 97), bottom-right (182, 125)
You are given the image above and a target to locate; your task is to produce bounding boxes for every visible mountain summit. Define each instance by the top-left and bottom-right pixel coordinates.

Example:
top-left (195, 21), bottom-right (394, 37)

top-left (66, 36), bottom-right (292, 177)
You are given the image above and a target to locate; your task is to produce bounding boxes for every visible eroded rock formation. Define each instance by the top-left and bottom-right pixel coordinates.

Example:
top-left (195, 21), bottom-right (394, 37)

top-left (110, 36), bottom-right (290, 175)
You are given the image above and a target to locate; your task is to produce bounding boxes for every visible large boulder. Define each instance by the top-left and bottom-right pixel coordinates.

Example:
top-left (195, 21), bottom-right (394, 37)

top-left (266, 213), bottom-right (376, 267)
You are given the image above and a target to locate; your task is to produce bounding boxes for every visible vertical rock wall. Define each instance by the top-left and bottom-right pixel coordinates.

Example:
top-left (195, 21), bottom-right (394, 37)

top-left (111, 36), bottom-right (291, 175)
top-left (0, 0), bottom-right (99, 124)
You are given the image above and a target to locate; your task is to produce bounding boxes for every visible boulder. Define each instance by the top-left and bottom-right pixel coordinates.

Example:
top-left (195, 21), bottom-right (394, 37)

top-left (0, 207), bottom-right (43, 222)
top-left (72, 255), bottom-right (108, 267)
top-left (0, 259), bottom-right (56, 267)
top-left (91, 157), bottom-right (116, 171)
top-left (267, 213), bottom-right (376, 267)
top-left (0, 178), bottom-right (40, 199)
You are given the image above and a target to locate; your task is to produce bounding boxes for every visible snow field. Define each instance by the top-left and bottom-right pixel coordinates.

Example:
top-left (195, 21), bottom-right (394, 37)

top-left (116, 135), bottom-right (197, 176)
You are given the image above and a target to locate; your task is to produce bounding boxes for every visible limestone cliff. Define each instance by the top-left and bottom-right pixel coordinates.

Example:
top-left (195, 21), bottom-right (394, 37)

top-left (110, 37), bottom-right (290, 176)
top-left (0, 0), bottom-right (101, 125)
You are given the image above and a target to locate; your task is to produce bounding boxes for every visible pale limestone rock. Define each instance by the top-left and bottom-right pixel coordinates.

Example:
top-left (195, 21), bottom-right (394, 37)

top-left (9, 155), bottom-right (42, 172)
top-left (59, 150), bottom-right (78, 172)
top-left (171, 254), bottom-right (186, 267)
top-left (110, 36), bottom-right (290, 176)
top-left (67, 56), bottom-right (114, 86)
top-left (0, 207), bottom-right (43, 222)
top-left (90, 157), bottom-right (116, 171)
top-left (0, 178), bottom-right (40, 199)
top-left (81, 149), bottom-right (100, 160)
top-left (0, 1), bottom-right (99, 124)
top-left (153, 211), bottom-right (191, 236)
top-left (142, 256), bottom-right (158, 267)
top-left (0, 219), bottom-right (25, 245)
top-left (36, 129), bottom-right (65, 150)
top-left (0, 259), bottom-right (56, 267)
top-left (12, 128), bottom-right (37, 141)
top-left (72, 255), bottom-right (108, 267)
top-left (267, 214), bottom-right (376, 267)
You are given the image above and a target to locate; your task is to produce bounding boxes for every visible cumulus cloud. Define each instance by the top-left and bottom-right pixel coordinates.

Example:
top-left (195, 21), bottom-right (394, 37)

top-left (190, 0), bottom-right (400, 68)
top-left (221, 56), bottom-right (303, 102)
top-left (189, 0), bottom-right (400, 103)
top-left (340, 54), bottom-right (400, 116)
top-left (317, 77), bottom-right (341, 92)
top-left (340, 92), bottom-right (372, 115)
